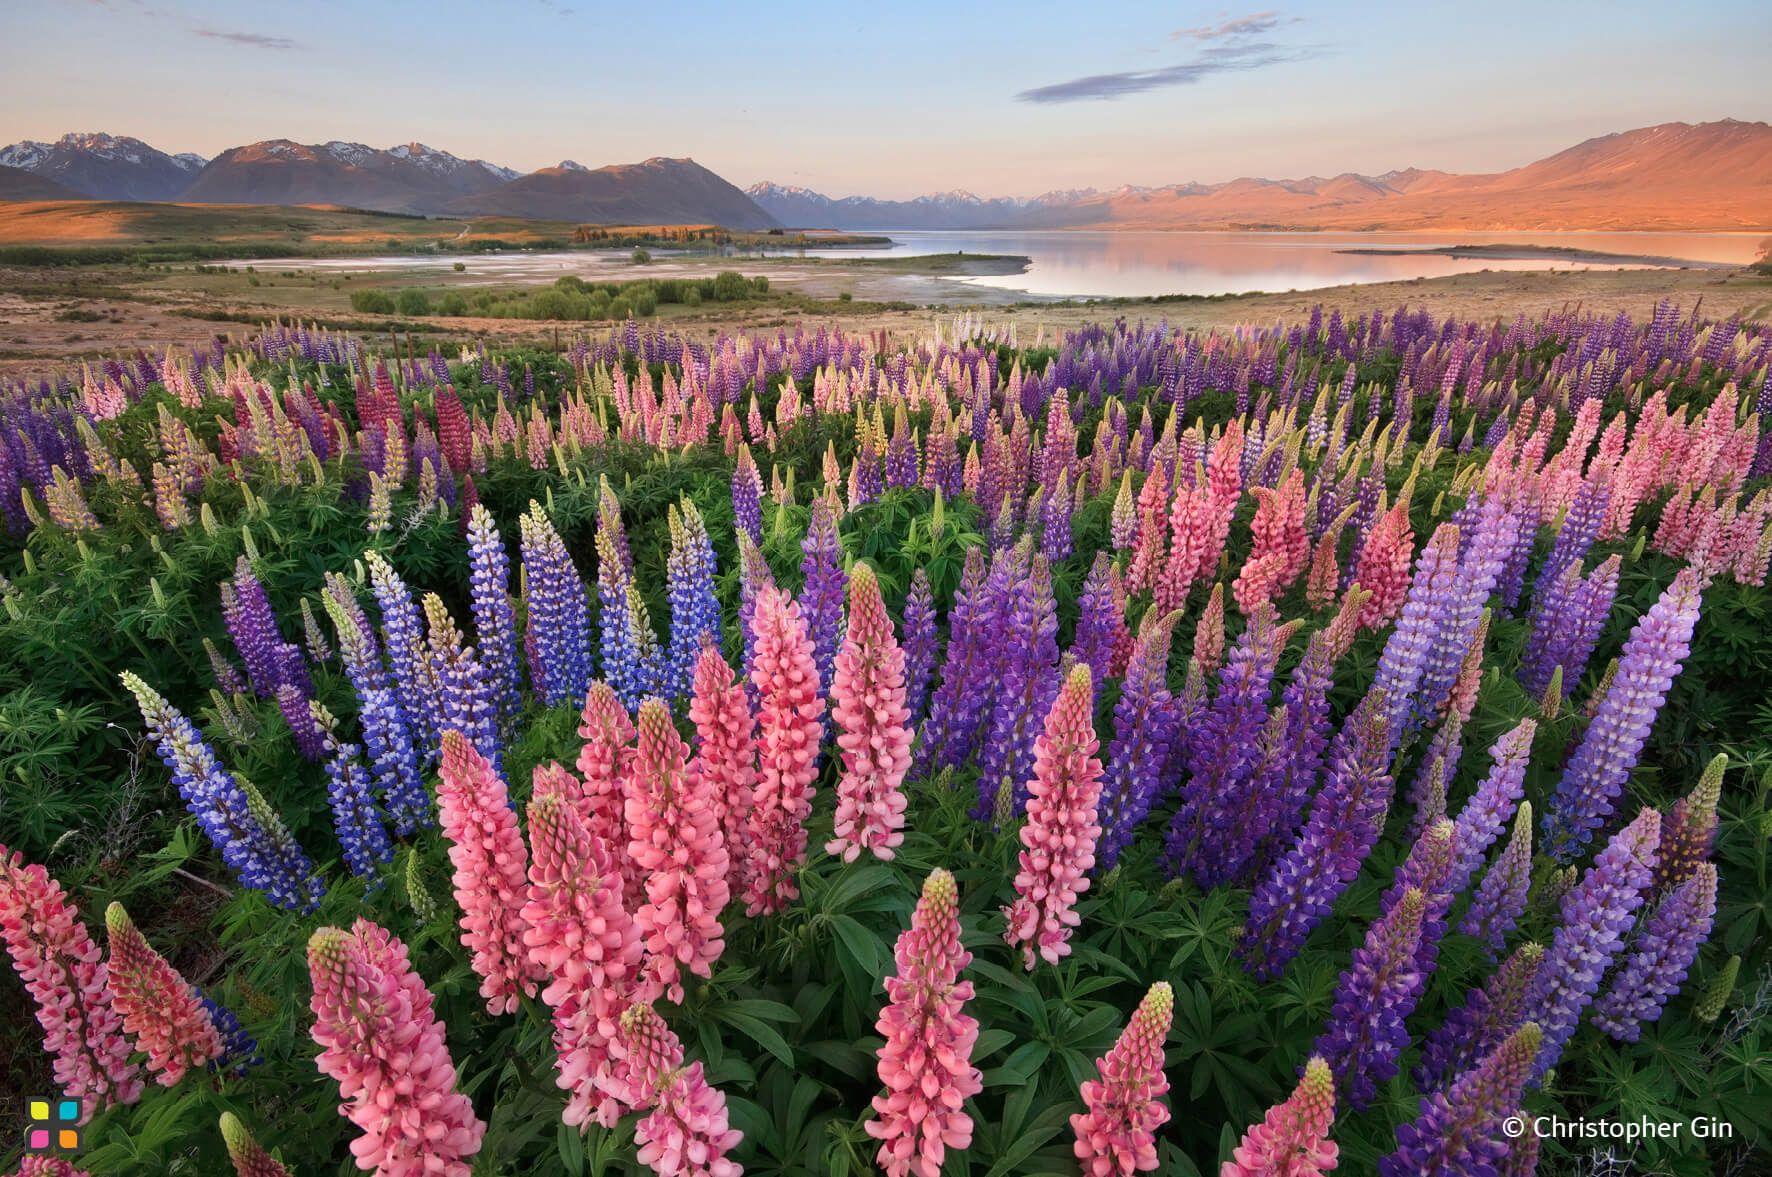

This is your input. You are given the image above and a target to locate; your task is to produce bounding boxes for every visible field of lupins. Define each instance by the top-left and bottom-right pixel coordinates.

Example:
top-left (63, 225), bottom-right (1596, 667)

top-left (0, 302), bottom-right (1768, 1176)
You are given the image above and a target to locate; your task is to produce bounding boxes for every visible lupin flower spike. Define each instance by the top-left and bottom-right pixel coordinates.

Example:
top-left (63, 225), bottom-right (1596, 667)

top-left (1071, 981), bottom-right (1173, 1175)
top-left (826, 562), bottom-right (914, 863)
top-left (1221, 1056), bottom-right (1338, 1176)
top-left (742, 586), bottom-right (825, 915)
top-left (103, 903), bottom-right (223, 1086)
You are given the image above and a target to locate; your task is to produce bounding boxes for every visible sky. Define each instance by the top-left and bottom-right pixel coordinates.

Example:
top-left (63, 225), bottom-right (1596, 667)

top-left (2, 0), bottom-right (1768, 199)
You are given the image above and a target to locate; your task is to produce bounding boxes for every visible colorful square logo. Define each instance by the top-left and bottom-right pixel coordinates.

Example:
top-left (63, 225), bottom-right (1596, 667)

top-left (24, 1096), bottom-right (80, 1153)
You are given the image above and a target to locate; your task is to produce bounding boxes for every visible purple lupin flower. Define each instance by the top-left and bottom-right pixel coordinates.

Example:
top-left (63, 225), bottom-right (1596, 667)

top-left (900, 567), bottom-right (940, 730)
top-left (1524, 807), bottom-right (1660, 1080)
top-left (663, 498), bottom-right (720, 702)
top-left (1372, 523), bottom-right (1464, 747)
top-left (1413, 500), bottom-right (1514, 725)
top-left (276, 682), bottom-right (327, 762)
top-left (975, 547), bottom-right (1061, 821)
top-left (422, 593), bottom-right (502, 776)
top-left (1381, 818), bottom-right (1459, 980)
top-left (1382, 1022), bottom-right (1543, 1177)
top-left (519, 500), bottom-right (595, 709)
top-left (594, 475), bottom-right (642, 708)
top-left (1460, 803), bottom-right (1535, 959)
top-left (918, 546), bottom-right (1000, 774)
top-left (220, 557), bottom-right (288, 698)
top-left (1591, 861), bottom-right (1717, 1041)
top-left (1416, 941), bottom-right (1545, 1094)
top-left (1168, 611), bottom-right (1290, 886)
top-left (320, 575), bottom-right (429, 835)
top-left (311, 702), bottom-right (393, 880)
top-left (364, 549), bottom-right (440, 763)
top-left (466, 504), bottom-right (522, 725)
top-left (1095, 612), bottom-right (1181, 871)
top-left (122, 672), bottom-right (324, 913)
top-left (732, 443), bottom-right (764, 545)
top-left (1543, 570), bottom-right (1703, 860)
top-left (1313, 886), bottom-right (1429, 1111)
top-left (1448, 719), bottom-right (1536, 893)
top-left (799, 489), bottom-right (846, 692)
top-left (1241, 696), bottom-right (1395, 981)
top-left (1521, 554), bottom-right (1620, 699)
top-left (1070, 552), bottom-right (1127, 687)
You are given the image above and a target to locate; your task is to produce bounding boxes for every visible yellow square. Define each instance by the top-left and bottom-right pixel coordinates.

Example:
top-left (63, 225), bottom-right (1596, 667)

top-left (28, 1100), bottom-right (49, 1120)
top-left (59, 1128), bottom-right (79, 1149)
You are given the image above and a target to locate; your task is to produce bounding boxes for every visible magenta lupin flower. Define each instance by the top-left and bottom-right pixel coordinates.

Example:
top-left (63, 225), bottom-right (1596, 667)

top-left (602, 1003), bottom-right (743, 1177)
top-left (687, 645), bottom-right (759, 895)
top-left (826, 562), bottom-right (913, 863)
top-left (102, 903), bottom-right (222, 1086)
top-left (1071, 981), bottom-right (1173, 1176)
top-left (522, 789), bottom-right (643, 1129)
top-left (1003, 664), bottom-right (1104, 968)
top-left (866, 868), bottom-right (982, 1177)
top-left (14, 1159), bottom-right (93, 1177)
top-left (0, 845), bottom-right (141, 1111)
top-left (1592, 861), bottom-right (1718, 1041)
top-left (627, 699), bottom-right (731, 1004)
top-left (436, 730), bottom-right (540, 1015)
top-left (307, 920), bottom-right (485, 1176)
top-left (1221, 1055), bottom-right (1339, 1176)
top-left (742, 586), bottom-right (825, 916)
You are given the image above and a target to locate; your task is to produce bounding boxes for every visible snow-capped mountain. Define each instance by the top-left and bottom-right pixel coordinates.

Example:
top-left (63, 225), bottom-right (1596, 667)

top-left (0, 132), bottom-right (207, 200)
top-left (180, 139), bottom-right (522, 211)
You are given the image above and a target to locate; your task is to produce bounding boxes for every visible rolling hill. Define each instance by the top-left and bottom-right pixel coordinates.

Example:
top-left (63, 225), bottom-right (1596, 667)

top-left (450, 157), bottom-right (779, 229)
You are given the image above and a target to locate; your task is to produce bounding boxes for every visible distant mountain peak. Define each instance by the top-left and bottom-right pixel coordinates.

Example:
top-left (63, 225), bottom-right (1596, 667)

top-left (556, 159), bottom-right (589, 172)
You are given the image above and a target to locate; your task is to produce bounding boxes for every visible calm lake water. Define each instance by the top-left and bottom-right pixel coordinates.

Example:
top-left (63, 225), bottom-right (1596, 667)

top-left (792, 230), bottom-right (1766, 299)
top-left (243, 229), bottom-right (1764, 301)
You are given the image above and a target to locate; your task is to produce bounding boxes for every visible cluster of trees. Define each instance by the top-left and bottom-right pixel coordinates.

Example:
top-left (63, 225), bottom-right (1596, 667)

top-left (349, 271), bottom-right (772, 321)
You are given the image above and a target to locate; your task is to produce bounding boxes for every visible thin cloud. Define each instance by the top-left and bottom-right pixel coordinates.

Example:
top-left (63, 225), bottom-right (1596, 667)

top-left (1173, 11), bottom-right (1286, 41)
top-left (194, 29), bottom-right (302, 50)
top-left (1016, 40), bottom-right (1315, 104)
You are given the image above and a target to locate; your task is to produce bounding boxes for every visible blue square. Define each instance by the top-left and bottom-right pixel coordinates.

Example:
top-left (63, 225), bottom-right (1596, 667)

top-left (57, 1100), bottom-right (78, 1121)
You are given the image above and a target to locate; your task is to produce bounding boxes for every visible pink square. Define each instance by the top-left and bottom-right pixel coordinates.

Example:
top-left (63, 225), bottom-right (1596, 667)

top-left (28, 1128), bottom-right (49, 1149)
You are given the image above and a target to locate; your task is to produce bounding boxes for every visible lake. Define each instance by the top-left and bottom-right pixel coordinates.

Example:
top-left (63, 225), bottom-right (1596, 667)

top-left (239, 229), bottom-right (1765, 302)
top-left (788, 229), bottom-right (1766, 299)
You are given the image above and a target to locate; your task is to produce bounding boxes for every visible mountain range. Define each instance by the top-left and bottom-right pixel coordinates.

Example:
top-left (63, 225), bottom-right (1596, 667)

top-left (748, 120), bottom-right (1772, 232)
top-left (0, 133), bottom-right (780, 230)
top-left (1, 121), bottom-right (1768, 233)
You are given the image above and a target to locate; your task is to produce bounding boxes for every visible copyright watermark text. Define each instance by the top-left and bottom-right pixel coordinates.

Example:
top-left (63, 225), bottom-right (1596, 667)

top-left (1502, 1115), bottom-right (1735, 1143)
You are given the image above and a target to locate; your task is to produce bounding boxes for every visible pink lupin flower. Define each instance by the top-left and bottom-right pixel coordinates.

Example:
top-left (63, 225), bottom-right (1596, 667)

top-left (627, 699), bottom-right (731, 1003)
top-left (742, 586), bottom-right (825, 916)
top-left (14, 1158), bottom-right (94, 1177)
top-left (1222, 1056), bottom-right (1339, 1176)
top-left (1124, 468), bottom-right (1170, 595)
top-left (1233, 471), bottom-right (1309, 615)
top-left (1072, 981), bottom-right (1174, 1175)
top-left (1305, 506), bottom-right (1356, 611)
top-left (867, 868), bottom-right (982, 1177)
top-left (103, 902), bottom-right (223, 1086)
top-left (826, 562), bottom-right (914, 863)
top-left (1197, 420), bottom-right (1246, 578)
top-left (0, 845), bottom-right (141, 1111)
top-left (1351, 499), bottom-right (1415, 631)
top-left (575, 681), bottom-right (643, 908)
top-left (522, 790), bottom-right (644, 1128)
top-left (1192, 583), bottom-right (1227, 676)
top-left (1154, 481), bottom-right (1210, 614)
top-left (220, 1112), bottom-right (293, 1177)
top-left (307, 920), bottom-right (485, 1176)
top-left (1004, 664), bottom-right (1105, 969)
top-left (601, 1003), bottom-right (743, 1177)
top-left (436, 730), bottom-right (540, 1015)
top-left (687, 644), bottom-right (759, 894)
